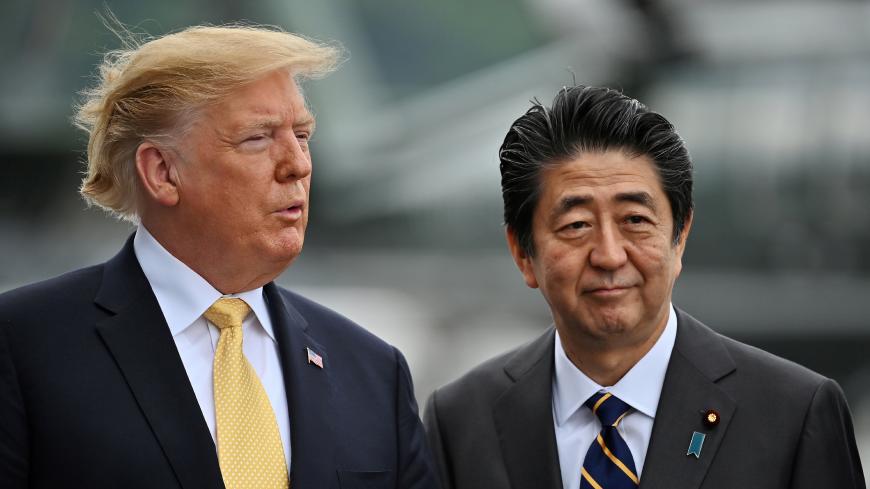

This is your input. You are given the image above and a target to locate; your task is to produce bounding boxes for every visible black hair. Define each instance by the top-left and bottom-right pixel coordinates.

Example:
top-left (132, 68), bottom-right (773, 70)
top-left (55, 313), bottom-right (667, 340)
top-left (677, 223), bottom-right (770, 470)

top-left (499, 85), bottom-right (693, 255)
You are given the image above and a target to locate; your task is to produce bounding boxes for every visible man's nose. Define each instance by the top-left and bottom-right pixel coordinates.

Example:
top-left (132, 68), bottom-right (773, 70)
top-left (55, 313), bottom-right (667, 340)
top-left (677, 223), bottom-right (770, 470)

top-left (588, 222), bottom-right (628, 270)
top-left (275, 132), bottom-right (312, 181)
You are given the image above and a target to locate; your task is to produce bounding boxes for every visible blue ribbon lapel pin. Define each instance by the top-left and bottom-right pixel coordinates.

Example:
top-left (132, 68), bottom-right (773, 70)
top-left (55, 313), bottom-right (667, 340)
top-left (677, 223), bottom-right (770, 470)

top-left (687, 431), bottom-right (706, 458)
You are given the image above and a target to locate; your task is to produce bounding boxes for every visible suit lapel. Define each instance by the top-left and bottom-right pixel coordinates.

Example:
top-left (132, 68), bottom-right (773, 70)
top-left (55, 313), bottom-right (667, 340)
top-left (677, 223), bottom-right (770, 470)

top-left (264, 283), bottom-right (335, 489)
top-left (492, 329), bottom-right (563, 489)
top-left (639, 310), bottom-right (737, 489)
top-left (95, 237), bottom-right (224, 489)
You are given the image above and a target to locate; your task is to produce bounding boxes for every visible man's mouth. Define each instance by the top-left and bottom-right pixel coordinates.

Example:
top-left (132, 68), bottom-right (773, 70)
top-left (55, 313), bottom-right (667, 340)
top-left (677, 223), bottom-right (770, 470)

top-left (274, 201), bottom-right (304, 220)
top-left (584, 285), bottom-right (632, 297)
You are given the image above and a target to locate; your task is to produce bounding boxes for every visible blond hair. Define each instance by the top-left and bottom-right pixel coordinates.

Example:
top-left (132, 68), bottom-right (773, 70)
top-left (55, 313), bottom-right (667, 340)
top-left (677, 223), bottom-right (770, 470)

top-left (74, 24), bottom-right (342, 221)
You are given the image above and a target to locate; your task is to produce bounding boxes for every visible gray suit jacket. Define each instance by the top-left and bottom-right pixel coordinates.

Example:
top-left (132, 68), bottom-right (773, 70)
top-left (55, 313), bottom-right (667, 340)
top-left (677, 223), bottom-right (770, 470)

top-left (424, 309), bottom-right (865, 488)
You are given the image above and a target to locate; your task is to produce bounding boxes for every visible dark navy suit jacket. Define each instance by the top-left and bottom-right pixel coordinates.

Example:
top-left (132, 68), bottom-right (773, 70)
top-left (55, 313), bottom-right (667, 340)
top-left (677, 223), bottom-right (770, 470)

top-left (0, 236), bottom-right (438, 489)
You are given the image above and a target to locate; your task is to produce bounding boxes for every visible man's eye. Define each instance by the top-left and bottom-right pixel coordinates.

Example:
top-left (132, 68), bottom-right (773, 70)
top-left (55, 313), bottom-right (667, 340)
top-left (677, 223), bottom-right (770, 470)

top-left (238, 134), bottom-right (271, 152)
top-left (626, 215), bottom-right (648, 224)
top-left (243, 134), bottom-right (268, 143)
top-left (561, 221), bottom-right (588, 232)
top-left (296, 132), bottom-right (310, 142)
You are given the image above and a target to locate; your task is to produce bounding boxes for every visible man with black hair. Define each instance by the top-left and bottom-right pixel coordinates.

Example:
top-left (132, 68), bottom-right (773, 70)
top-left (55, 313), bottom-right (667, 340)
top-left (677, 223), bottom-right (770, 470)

top-left (423, 86), bottom-right (864, 489)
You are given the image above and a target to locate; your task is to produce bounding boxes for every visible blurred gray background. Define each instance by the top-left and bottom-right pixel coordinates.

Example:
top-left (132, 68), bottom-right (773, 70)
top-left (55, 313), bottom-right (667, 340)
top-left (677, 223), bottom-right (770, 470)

top-left (1, 0), bottom-right (868, 476)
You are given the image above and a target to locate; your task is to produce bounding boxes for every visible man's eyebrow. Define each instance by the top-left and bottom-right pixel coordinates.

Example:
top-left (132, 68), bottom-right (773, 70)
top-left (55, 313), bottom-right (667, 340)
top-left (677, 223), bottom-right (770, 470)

top-left (295, 113), bottom-right (316, 131)
top-left (238, 117), bottom-right (282, 132)
top-left (236, 113), bottom-right (316, 132)
top-left (615, 191), bottom-right (657, 211)
top-left (551, 195), bottom-right (592, 220)
top-left (549, 191), bottom-right (657, 221)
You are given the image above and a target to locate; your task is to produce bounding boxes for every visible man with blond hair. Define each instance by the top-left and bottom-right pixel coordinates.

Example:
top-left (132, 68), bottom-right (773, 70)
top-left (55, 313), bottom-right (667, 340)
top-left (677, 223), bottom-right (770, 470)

top-left (0, 25), bottom-right (437, 489)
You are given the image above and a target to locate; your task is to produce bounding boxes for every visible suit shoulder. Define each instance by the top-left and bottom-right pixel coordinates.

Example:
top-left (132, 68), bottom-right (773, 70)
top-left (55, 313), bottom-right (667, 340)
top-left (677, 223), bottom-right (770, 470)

top-left (276, 286), bottom-right (395, 356)
top-left (433, 331), bottom-right (550, 409)
top-left (438, 354), bottom-right (506, 399)
top-left (0, 265), bottom-right (104, 317)
top-left (718, 332), bottom-right (829, 389)
top-left (677, 309), bottom-right (830, 392)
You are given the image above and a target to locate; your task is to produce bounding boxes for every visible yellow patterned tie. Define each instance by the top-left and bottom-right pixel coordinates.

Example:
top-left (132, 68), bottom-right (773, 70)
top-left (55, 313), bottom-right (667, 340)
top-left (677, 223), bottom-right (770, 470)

top-left (204, 298), bottom-right (289, 489)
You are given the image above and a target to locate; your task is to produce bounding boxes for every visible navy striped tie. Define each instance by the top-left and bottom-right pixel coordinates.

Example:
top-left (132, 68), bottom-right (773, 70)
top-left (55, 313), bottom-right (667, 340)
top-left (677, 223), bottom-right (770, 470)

top-left (580, 392), bottom-right (639, 489)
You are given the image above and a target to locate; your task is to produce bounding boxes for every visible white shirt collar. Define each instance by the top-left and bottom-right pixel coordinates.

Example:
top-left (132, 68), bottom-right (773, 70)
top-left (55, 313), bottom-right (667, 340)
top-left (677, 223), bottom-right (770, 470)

top-left (132, 225), bottom-right (275, 340)
top-left (552, 304), bottom-right (677, 426)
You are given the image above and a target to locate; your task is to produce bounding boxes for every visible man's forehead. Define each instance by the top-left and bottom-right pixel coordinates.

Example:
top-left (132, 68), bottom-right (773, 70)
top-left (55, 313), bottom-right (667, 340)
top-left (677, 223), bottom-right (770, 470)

top-left (535, 151), bottom-right (672, 219)
top-left (206, 71), bottom-right (314, 127)
top-left (205, 101), bottom-right (315, 135)
top-left (543, 152), bottom-right (663, 193)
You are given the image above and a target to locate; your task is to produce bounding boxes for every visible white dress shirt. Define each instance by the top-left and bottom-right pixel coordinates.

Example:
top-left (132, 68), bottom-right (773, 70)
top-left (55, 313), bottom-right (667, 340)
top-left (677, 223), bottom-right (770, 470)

top-left (552, 305), bottom-right (677, 489)
top-left (133, 226), bottom-right (292, 469)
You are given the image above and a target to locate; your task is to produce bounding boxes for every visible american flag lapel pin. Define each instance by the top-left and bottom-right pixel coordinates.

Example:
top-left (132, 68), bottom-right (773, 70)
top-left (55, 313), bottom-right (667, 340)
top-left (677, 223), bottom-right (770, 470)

top-left (306, 347), bottom-right (323, 369)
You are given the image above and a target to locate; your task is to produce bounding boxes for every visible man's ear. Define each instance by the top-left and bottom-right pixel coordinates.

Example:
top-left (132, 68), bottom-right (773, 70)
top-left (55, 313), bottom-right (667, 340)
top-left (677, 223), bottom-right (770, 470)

top-left (135, 141), bottom-right (180, 207)
top-left (506, 227), bottom-right (539, 289)
top-left (673, 210), bottom-right (693, 277)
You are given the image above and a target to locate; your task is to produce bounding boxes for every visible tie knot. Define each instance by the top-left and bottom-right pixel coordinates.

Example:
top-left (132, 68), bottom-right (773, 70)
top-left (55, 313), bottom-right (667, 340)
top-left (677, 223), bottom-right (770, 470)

top-left (203, 298), bottom-right (251, 330)
top-left (585, 392), bottom-right (632, 427)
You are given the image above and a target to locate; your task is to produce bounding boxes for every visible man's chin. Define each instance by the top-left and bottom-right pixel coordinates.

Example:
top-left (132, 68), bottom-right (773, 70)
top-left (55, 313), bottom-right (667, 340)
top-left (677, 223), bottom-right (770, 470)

top-left (560, 312), bottom-right (624, 338)
top-left (576, 309), bottom-right (636, 340)
top-left (585, 300), bottom-right (627, 323)
top-left (273, 243), bottom-right (303, 265)
top-left (259, 235), bottom-right (304, 270)
top-left (592, 317), bottom-right (629, 337)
